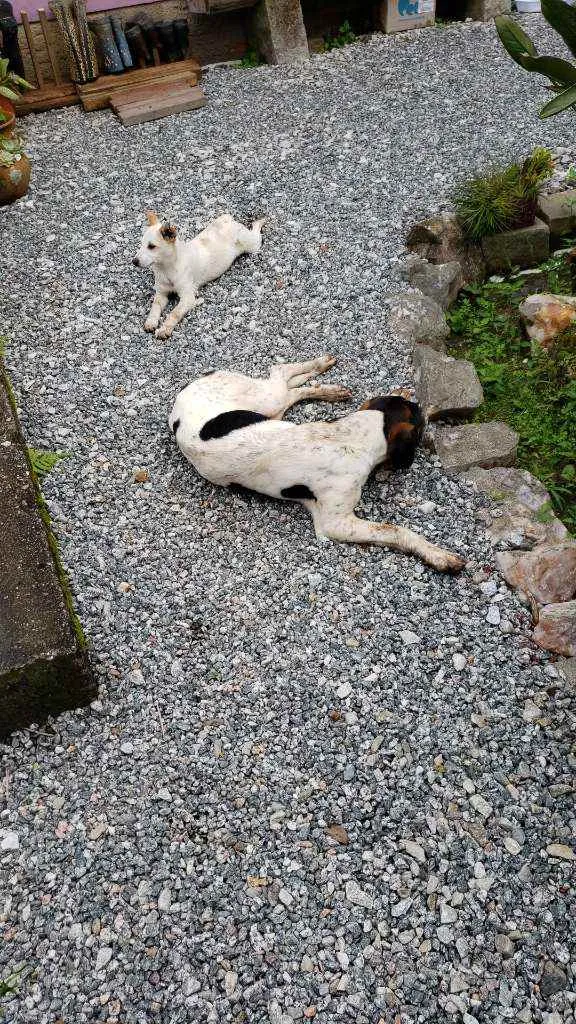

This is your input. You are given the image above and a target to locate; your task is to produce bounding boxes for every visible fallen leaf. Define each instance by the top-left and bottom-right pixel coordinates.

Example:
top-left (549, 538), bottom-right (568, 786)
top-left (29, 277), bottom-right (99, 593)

top-left (117, 581), bottom-right (134, 593)
top-left (326, 824), bottom-right (349, 845)
top-left (247, 875), bottom-right (269, 887)
top-left (304, 1008), bottom-right (317, 1019)
top-left (133, 469), bottom-right (149, 483)
top-left (329, 710), bottom-right (341, 721)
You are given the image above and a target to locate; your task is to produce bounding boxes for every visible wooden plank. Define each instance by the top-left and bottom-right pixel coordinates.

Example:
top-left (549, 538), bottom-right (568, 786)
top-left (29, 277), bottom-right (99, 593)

top-left (116, 85), bottom-right (206, 126)
top-left (21, 10), bottom-right (44, 88)
top-left (14, 81), bottom-right (78, 114)
top-left (37, 7), bottom-right (61, 84)
top-left (77, 58), bottom-right (201, 111)
top-left (110, 78), bottom-right (197, 111)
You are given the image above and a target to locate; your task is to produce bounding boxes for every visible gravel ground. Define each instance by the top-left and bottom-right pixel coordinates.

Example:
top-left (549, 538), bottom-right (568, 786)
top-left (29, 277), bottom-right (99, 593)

top-left (1, 16), bottom-right (575, 1024)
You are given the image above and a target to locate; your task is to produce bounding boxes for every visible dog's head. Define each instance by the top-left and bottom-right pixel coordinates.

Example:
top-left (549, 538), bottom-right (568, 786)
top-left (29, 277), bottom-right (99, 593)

top-left (360, 394), bottom-right (425, 471)
top-left (133, 211), bottom-right (178, 269)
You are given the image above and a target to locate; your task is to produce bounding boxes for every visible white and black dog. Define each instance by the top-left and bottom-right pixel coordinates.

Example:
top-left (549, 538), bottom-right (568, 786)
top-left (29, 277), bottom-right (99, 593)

top-left (169, 356), bottom-right (465, 573)
top-left (133, 211), bottom-right (265, 339)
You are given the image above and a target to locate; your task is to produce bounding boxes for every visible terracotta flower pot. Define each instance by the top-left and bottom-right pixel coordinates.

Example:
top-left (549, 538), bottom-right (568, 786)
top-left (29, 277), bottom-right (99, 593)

top-left (0, 93), bottom-right (16, 134)
top-left (0, 152), bottom-right (31, 205)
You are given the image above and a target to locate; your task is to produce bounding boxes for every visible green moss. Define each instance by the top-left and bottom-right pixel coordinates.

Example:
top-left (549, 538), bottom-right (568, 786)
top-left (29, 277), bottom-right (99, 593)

top-left (0, 359), bottom-right (87, 650)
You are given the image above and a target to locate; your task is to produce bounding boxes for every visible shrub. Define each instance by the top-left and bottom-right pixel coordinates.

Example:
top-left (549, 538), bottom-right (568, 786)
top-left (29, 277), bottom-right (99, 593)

top-left (496, 0), bottom-right (576, 119)
top-left (454, 148), bottom-right (554, 241)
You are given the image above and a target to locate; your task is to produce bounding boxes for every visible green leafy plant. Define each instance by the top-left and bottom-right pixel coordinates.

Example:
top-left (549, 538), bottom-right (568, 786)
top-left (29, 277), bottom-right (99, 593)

top-left (454, 148), bottom-right (554, 241)
top-left (239, 47), bottom-right (264, 69)
top-left (27, 448), bottom-right (69, 478)
top-left (0, 132), bottom-right (25, 168)
top-left (0, 58), bottom-right (32, 102)
top-left (496, 0), bottom-right (576, 118)
top-left (447, 266), bottom-right (576, 531)
top-left (0, 965), bottom-right (32, 1008)
top-left (323, 21), bottom-right (357, 51)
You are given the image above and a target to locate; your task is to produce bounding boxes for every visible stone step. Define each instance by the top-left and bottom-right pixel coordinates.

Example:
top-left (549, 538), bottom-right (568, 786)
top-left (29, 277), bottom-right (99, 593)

top-left (0, 363), bottom-right (95, 740)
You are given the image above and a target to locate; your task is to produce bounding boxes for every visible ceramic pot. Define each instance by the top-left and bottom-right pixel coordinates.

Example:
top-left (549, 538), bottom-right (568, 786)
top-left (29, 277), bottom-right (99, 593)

top-left (0, 152), bottom-right (31, 205)
top-left (0, 94), bottom-right (16, 134)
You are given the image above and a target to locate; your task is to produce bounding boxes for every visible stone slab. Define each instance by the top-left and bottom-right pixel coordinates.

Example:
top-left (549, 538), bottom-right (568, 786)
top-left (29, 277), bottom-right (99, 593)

top-left (0, 363), bottom-right (95, 740)
top-left (556, 657), bottom-right (576, 685)
top-left (537, 189), bottom-right (576, 237)
top-left (386, 290), bottom-right (449, 351)
top-left (464, 0), bottom-right (511, 18)
top-left (252, 0), bottom-right (308, 65)
top-left (433, 422), bottom-right (519, 473)
top-left (481, 218), bottom-right (550, 274)
top-left (413, 344), bottom-right (483, 421)
top-left (401, 256), bottom-right (463, 310)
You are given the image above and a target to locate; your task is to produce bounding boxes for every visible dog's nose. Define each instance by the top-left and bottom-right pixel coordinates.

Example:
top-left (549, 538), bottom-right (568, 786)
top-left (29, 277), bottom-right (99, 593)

top-left (132, 257), bottom-right (140, 267)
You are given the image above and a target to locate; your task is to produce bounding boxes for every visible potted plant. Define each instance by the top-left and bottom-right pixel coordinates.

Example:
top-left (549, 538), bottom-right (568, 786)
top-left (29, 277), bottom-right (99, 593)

top-left (454, 149), bottom-right (554, 271)
top-left (0, 131), bottom-right (31, 205)
top-left (0, 57), bottom-right (32, 134)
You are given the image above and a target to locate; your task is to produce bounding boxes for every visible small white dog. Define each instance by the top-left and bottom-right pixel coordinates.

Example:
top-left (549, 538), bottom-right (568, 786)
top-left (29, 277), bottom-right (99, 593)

top-left (168, 356), bottom-right (465, 573)
top-left (133, 211), bottom-right (265, 339)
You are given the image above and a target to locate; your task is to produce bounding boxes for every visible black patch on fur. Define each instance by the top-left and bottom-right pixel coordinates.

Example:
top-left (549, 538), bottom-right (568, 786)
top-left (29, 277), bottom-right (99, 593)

top-left (363, 395), bottom-right (425, 471)
top-left (281, 484), bottom-right (316, 501)
top-left (172, 418), bottom-right (180, 435)
top-left (199, 410), bottom-right (268, 441)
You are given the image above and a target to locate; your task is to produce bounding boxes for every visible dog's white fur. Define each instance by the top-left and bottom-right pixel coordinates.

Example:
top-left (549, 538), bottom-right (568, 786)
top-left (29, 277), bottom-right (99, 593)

top-left (133, 212), bottom-right (265, 339)
top-left (169, 356), bottom-right (465, 573)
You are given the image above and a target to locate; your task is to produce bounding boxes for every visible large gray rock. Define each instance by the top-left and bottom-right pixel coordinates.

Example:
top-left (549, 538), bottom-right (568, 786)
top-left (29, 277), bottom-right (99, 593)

top-left (537, 189), bottom-right (576, 237)
top-left (0, 363), bottom-right (95, 740)
top-left (432, 422), bottom-right (519, 473)
top-left (461, 466), bottom-right (568, 549)
top-left (386, 290), bottom-right (449, 351)
top-left (481, 218), bottom-right (550, 274)
top-left (413, 344), bottom-right (483, 421)
top-left (252, 0), bottom-right (309, 65)
top-left (401, 256), bottom-right (463, 310)
top-left (406, 212), bottom-right (486, 287)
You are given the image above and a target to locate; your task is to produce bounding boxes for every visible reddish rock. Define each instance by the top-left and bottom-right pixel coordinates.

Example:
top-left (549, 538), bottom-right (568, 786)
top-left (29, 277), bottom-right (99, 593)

top-left (534, 601), bottom-right (576, 657)
top-left (497, 543), bottom-right (576, 605)
top-left (519, 293), bottom-right (576, 348)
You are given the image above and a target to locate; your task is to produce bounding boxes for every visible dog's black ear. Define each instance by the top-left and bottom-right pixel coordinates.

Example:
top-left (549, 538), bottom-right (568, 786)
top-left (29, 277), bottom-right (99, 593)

top-left (382, 396), bottom-right (425, 471)
top-left (160, 223), bottom-right (177, 242)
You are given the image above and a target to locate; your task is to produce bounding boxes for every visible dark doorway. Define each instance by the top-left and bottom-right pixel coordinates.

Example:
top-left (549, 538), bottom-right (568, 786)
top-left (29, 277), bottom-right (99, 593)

top-left (435, 0), bottom-right (467, 18)
top-left (301, 0), bottom-right (377, 42)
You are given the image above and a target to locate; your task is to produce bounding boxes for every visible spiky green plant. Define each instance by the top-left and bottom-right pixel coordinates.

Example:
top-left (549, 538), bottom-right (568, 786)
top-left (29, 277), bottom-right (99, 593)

top-left (27, 448), bottom-right (69, 478)
top-left (0, 58), bottom-right (31, 102)
top-left (454, 149), bottom-right (554, 241)
top-left (496, 0), bottom-right (576, 118)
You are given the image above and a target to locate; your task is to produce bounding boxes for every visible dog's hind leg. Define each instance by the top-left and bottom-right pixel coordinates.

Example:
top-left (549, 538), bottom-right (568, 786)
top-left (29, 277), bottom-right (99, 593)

top-left (276, 384), bottom-right (352, 416)
top-left (269, 355), bottom-right (336, 388)
top-left (310, 502), bottom-right (465, 574)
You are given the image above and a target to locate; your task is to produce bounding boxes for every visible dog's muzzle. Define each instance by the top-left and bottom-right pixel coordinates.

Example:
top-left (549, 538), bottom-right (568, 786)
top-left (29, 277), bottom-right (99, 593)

top-left (132, 256), bottom-right (140, 267)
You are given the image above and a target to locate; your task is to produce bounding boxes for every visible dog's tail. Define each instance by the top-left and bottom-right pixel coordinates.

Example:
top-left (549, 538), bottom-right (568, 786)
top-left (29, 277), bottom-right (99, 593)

top-left (251, 217), bottom-right (267, 233)
top-left (360, 394), bottom-right (425, 471)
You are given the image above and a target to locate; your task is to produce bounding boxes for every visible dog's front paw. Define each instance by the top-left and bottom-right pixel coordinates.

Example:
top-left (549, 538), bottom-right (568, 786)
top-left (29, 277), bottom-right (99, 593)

top-left (429, 548), bottom-right (466, 575)
top-left (144, 319), bottom-right (159, 333)
top-left (155, 324), bottom-right (174, 340)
